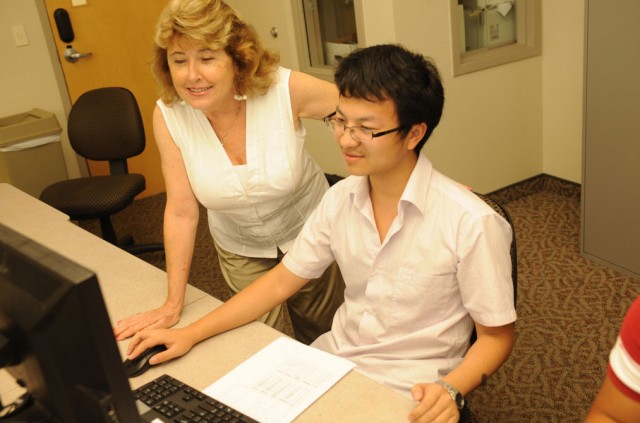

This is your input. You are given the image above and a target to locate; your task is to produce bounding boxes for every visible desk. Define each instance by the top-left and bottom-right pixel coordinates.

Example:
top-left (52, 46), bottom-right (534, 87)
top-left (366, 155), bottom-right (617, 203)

top-left (0, 183), bottom-right (414, 421)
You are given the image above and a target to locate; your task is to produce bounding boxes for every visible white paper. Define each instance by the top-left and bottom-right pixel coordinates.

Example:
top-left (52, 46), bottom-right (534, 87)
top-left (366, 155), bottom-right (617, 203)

top-left (203, 337), bottom-right (356, 423)
top-left (497, 1), bottom-right (513, 17)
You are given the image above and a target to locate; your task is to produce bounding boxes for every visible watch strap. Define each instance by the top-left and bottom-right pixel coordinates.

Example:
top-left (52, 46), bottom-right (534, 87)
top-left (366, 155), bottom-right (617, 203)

top-left (434, 379), bottom-right (465, 410)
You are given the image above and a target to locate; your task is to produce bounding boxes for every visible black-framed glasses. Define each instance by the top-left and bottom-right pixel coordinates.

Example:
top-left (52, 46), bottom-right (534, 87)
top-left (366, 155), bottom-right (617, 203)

top-left (323, 112), bottom-right (405, 142)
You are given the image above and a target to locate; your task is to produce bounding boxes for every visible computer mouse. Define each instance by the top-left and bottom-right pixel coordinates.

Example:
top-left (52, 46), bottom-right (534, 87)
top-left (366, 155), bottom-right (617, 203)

top-left (122, 344), bottom-right (167, 378)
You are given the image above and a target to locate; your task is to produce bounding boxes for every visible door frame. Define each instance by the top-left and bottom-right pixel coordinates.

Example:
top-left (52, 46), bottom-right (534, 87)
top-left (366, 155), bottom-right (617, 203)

top-left (36, 0), bottom-right (89, 179)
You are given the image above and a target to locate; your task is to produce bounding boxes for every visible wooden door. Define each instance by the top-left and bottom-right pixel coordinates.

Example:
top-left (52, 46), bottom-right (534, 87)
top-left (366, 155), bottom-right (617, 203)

top-left (43, 0), bottom-right (297, 198)
top-left (43, 0), bottom-right (168, 197)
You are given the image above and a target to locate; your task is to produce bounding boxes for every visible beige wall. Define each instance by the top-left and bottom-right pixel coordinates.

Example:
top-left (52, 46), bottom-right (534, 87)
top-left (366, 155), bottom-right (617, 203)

top-left (542, 1), bottom-right (584, 183)
top-left (1, 0), bottom-right (584, 194)
top-left (392, 0), bottom-right (543, 192)
top-left (305, 0), bottom-right (583, 192)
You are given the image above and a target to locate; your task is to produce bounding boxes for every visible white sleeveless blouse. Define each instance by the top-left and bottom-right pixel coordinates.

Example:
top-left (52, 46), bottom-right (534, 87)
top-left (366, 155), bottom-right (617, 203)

top-left (157, 67), bottom-right (328, 258)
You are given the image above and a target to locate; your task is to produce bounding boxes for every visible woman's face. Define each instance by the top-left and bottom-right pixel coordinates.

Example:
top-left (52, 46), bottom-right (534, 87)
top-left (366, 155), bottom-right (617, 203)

top-left (167, 37), bottom-right (236, 113)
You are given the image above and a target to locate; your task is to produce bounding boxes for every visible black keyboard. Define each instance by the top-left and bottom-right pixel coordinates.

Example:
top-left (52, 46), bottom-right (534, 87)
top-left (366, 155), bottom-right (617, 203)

top-left (134, 374), bottom-right (259, 423)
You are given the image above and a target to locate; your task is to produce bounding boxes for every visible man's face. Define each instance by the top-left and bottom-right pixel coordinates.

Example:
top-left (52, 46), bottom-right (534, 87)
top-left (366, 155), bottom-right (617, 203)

top-left (331, 95), bottom-right (418, 178)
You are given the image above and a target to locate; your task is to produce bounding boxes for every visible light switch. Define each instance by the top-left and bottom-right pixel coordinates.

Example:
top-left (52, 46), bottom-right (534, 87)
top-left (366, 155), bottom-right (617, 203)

top-left (71, 0), bottom-right (88, 6)
top-left (11, 25), bottom-right (29, 47)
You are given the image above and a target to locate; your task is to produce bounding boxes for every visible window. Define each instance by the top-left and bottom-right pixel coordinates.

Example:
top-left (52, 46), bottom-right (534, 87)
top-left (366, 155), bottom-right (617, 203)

top-left (450, 0), bottom-right (541, 76)
top-left (293, 0), bottom-right (359, 77)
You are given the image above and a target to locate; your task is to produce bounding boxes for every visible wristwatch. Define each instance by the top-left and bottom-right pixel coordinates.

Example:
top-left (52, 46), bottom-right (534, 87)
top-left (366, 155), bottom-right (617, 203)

top-left (435, 380), bottom-right (465, 410)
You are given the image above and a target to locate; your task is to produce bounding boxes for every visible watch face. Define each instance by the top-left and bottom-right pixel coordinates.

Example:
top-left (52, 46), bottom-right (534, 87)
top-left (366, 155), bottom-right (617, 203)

top-left (455, 393), bottom-right (465, 409)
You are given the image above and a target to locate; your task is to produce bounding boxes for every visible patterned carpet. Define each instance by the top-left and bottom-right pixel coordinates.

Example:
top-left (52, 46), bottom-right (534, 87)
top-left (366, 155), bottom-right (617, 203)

top-left (80, 174), bottom-right (640, 422)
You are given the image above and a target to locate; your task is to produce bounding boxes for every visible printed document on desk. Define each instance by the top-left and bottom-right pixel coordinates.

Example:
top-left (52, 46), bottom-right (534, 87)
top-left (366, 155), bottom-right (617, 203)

top-left (203, 336), bottom-right (356, 423)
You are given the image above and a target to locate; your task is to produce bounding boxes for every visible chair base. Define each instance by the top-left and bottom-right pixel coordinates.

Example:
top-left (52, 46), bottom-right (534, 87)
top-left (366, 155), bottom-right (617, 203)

top-left (123, 242), bottom-right (165, 256)
top-left (97, 216), bottom-right (164, 256)
top-left (109, 233), bottom-right (164, 256)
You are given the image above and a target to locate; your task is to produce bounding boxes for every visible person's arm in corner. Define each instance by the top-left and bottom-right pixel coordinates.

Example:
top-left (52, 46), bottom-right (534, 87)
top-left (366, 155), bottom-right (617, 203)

top-left (584, 372), bottom-right (640, 423)
top-left (408, 322), bottom-right (514, 422)
top-left (126, 262), bottom-right (310, 364)
top-left (586, 296), bottom-right (640, 422)
top-left (289, 70), bottom-right (339, 122)
top-left (113, 105), bottom-right (200, 341)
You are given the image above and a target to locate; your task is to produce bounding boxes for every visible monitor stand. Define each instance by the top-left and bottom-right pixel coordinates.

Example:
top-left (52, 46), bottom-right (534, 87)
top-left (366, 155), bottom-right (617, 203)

top-left (2, 393), bottom-right (53, 422)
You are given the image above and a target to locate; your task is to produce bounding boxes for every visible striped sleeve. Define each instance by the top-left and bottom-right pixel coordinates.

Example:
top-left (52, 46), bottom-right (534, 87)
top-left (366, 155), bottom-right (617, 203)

top-left (608, 297), bottom-right (640, 401)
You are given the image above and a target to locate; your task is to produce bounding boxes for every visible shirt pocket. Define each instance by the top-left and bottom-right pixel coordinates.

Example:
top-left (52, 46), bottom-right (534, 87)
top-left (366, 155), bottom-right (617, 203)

top-left (390, 269), bottom-right (460, 329)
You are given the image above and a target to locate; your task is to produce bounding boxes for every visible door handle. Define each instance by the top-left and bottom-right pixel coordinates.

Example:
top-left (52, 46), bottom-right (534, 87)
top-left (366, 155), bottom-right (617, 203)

top-left (54, 9), bottom-right (74, 43)
top-left (64, 45), bottom-right (92, 63)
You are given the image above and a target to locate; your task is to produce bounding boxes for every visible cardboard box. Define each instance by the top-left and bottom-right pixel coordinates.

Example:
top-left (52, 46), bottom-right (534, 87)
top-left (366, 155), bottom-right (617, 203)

top-left (0, 108), bottom-right (61, 148)
top-left (0, 109), bottom-right (66, 197)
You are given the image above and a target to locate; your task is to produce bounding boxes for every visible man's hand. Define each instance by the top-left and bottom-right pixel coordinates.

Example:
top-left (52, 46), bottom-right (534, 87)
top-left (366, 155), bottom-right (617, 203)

top-left (126, 326), bottom-right (198, 365)
top-left (408, 383), bottom-right (459, 422)
top-left (113, 304), bottom-right (181, 341)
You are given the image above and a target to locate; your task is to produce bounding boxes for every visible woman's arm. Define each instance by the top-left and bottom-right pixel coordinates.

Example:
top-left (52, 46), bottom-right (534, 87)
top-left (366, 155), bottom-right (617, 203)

top-left (114, 105), bottom-right (200, 340)
top-left (127, 262), bottom-right (309, 363)
top-left (289, 71), bottom-right (339, 121)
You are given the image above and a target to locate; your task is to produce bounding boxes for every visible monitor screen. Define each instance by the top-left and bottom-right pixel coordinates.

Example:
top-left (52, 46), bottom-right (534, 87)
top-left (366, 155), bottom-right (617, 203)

top-left (0, 222), bottom-right (139, 422)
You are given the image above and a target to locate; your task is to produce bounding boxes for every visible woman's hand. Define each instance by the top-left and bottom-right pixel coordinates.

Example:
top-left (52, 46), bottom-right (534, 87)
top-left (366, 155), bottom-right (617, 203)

top-left (114, 304), bottom-right (181, 341)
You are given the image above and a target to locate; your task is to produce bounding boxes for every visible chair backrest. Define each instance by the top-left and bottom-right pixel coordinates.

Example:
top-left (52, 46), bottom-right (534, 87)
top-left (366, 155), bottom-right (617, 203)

top-left (68, 87), bottom-right (145, 172)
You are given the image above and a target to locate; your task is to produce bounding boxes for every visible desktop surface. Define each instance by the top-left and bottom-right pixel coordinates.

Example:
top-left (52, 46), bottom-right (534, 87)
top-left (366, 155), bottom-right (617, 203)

top-left (0, 183), bottom-right (415, 421)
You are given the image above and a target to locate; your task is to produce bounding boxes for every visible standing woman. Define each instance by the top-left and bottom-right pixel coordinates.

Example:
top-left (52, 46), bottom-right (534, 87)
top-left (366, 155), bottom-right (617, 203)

top-left (114, 0), bottom-right (344, 345)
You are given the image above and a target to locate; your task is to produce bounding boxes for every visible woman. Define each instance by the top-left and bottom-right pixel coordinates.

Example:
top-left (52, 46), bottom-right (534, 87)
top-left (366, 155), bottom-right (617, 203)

top-left (113, 0), bottom-right (344, 345)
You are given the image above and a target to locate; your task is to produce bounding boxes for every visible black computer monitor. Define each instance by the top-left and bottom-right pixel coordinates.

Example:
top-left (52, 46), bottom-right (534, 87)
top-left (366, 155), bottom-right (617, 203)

top-left (0, 222), bottom-right (139, 422)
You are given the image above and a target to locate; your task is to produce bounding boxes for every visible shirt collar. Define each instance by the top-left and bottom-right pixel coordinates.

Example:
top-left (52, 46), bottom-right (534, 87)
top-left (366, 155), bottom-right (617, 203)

top-left (348, 154), bottom-right (433, 215)
top-left (400, 153), bottom-right (433, 215)
top-left (350, 175), bottom-right (370, 210)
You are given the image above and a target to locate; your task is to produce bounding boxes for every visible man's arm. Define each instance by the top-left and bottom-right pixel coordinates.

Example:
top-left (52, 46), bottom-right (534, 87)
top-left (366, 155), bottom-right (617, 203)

top-left (408, 322), bottom-right (514, 422)
top-left (443, 322), bottom-right (514, 396)
top-left (127, 262), bottom-right (310, 363)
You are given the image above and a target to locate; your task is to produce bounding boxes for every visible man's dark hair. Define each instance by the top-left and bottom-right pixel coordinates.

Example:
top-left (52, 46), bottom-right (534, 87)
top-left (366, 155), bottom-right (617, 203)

top-left (334, 44), bottom-right (445, 155)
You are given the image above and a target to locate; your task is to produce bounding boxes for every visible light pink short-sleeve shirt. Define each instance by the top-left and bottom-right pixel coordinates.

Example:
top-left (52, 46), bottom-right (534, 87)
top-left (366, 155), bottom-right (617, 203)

top-left (283, 154), bottom-right (517, 397)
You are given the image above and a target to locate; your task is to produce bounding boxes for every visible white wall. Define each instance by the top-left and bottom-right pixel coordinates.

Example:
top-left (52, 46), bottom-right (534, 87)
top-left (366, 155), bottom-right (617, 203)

top-left (1, 0), bottom-right (585, 194)
top-left (0, 0), bottom-right (83, 182)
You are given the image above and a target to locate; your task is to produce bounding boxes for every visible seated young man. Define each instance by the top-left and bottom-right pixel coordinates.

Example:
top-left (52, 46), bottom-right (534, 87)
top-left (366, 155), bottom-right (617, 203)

top-left (127, 44), bottom-right (517, 422)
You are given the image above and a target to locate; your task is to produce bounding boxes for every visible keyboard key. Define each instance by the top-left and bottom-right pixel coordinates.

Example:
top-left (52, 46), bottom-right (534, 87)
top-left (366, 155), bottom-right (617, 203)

top-left (135, 374), bottom-right (258, 423)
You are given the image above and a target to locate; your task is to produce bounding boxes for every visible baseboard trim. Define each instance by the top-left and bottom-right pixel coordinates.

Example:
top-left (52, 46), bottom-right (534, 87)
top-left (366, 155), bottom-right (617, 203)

top-left (488, 174), bottom-right (581, 205)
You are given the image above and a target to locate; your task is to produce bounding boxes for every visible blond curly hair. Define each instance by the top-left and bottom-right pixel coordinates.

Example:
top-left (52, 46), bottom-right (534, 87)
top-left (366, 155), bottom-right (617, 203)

top-left (152, 0), bottom-right (280, 104)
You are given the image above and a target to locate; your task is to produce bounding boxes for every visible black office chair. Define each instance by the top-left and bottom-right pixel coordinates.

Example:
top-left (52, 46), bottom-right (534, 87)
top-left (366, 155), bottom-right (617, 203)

top-left (325, 173), bottom-right (344, 187)
top-left (39, 87), bottom-right (163, 255)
